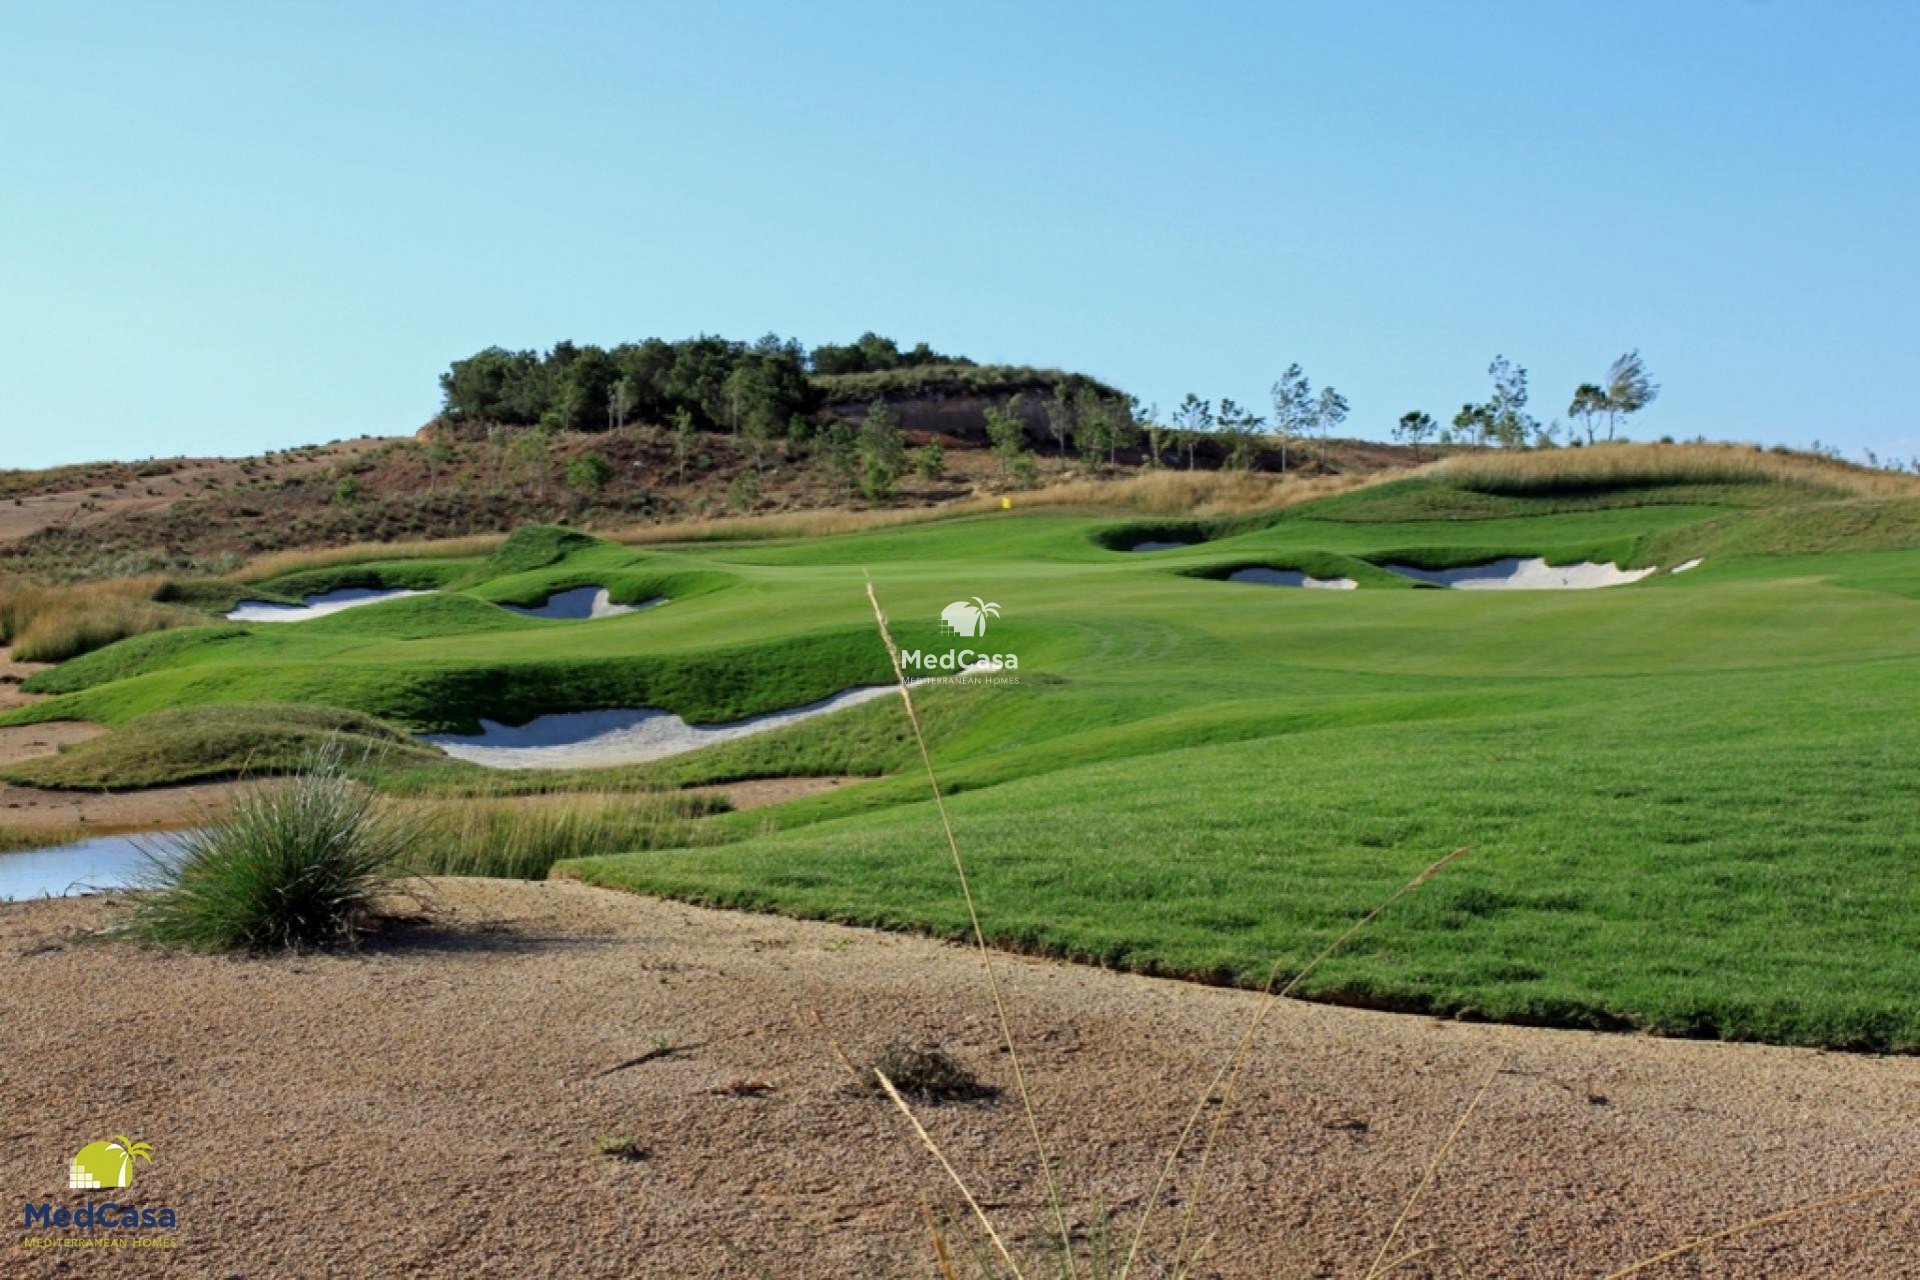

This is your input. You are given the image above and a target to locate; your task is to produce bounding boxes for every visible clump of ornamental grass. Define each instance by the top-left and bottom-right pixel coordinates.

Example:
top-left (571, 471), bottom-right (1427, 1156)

top-left (118, 748), bottom-right (410, 952)
top-left (0, 574), bottom-right (201, 663)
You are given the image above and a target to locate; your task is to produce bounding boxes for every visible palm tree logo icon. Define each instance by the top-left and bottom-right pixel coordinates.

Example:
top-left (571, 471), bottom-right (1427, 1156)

top-left (68, 1135), bottom-right (154, 1190)
top-left (939, 597), bottom-right (1001, 637)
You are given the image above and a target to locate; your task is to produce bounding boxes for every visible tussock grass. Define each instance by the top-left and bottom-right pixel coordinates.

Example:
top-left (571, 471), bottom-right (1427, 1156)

top-left (0, 574), bottom-right (209, 662)
top-left (118, 749), bottom-right (407, 951)
top-left (392, 791), bottom-right (725, 880)
top-left (230, 533), bottom-right (506, 584)
top-left (1428, 442), bottom-right (1920, 498)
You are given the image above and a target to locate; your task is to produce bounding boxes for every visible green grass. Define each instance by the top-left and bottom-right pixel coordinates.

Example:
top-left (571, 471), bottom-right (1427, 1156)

top-left (0, 704), bottom-right (439, 788)
top-left (14, 460), bottom-right (1920, 1049)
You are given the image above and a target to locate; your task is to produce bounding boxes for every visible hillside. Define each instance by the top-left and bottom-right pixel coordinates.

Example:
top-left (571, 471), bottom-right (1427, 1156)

top-left (0, 424), bottom-right (1431, 582)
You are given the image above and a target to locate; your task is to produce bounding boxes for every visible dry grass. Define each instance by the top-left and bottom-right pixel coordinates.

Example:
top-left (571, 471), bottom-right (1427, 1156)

top-left (618, 469), bottom-right (1380, 546)
top-left (228, 534), bottom-right (507, 584)
top-left (0, 574), bottom-right (200, 663)
top-left (388, 790), bottom-right (721, 880)
top-left (1427, 442), bottom-right (1920, 499)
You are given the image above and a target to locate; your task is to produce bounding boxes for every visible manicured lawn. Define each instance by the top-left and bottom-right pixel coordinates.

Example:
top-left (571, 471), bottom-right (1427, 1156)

top-left (10, 479), bottom-right (1920, 1049)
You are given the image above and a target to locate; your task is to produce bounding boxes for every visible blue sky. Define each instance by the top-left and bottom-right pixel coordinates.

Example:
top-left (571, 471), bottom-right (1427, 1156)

top-left (3, 1), bottom-right (1916, 469)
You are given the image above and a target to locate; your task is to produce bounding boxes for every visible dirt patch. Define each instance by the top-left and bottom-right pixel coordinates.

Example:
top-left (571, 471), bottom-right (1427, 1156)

top-left (0, 646), bottom-right (51, 713)
top-left (1, 878), bottom-right (1913, 1277)
top-left (0, 719), bottom-right (244, 841)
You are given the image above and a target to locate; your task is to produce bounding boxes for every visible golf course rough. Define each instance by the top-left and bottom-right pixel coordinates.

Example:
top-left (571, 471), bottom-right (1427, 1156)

top-left (9, 476), bottom-right (1920, 1052)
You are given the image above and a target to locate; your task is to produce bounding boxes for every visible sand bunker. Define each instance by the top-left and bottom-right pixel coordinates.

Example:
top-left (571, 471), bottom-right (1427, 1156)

top-left (1670, 558), bottom-right (1705, 574)
top-left (1227, 567), bottom-right (1357, 591)
top-left (1384, 558), bottom-right (1655, 590)
top-left (1129, 540), bottom-right (1193, 553)
top-left (420, 686), bottom-right (902, 770)
top-left (500, 587), bottom-right (664, 620)
top-left (226, 588), bottom-right (428, 622)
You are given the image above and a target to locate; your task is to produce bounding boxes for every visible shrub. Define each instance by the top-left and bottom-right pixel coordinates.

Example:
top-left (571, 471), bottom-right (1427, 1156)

top-left (118, 749), bottom-right (408, 951)
top-left (860, 1042), bottom-right (991, 1102)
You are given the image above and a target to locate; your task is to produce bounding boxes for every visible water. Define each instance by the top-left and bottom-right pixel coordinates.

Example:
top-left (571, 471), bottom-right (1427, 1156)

top-left (0, 832), bottom-right (185, 903)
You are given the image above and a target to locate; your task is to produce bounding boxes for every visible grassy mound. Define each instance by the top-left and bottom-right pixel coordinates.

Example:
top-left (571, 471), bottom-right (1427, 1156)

top-left (1428, 441), bottom-right (1916, 498)
top-left (0, 704), bottom-right (437, 789)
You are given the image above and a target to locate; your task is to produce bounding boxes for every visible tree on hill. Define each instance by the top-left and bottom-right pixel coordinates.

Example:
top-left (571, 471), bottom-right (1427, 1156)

top-left (1217, 398), bottom-right (1265, 470)
top-left (1603, 350), bottom-right (1659, 439)
top-left (670, 408), bottom-right (696, 484)
top-left (1394, 410), bottom-right (1437, 460)
top-left (1568, 383), bottom-right (1608, 446)
top-left (1044, 385), bottom-right (1077, 457)
top-left (1314, 386), bottom-right (1349, 456)
top-left (1133, 399), bottom-right (1167, 467)
top-left (858, 402), bottom-right (906, 500)
top-left (984, 397), bottom-right (1029, 479)
top-left (510, 426), bottom-right (554, 498)
top-left (1453, 402), bottom-right (1493, 448)
top-left (1269, 364), bottom-right (1314, 472)
top-left (1485, 356), bottom-right (1536, 448)
top-left (1171, 394), bottom-right (1212, 470)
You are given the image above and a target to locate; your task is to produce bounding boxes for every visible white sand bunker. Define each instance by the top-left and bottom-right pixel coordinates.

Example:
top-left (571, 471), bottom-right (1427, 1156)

top-left (1670, 558), bottom-right (1705, 575)
top-left (1384, 558), bottom-right (1655, 590)
top-left (1227, 567), bottom-right (1357, 590)
top-left (500, 587), bottom-right (665, 620)
top-left (1130, 540), bottom-right (1193, 553)
top-left (226, 588), bottom-right (429, 622)
top-left (421, 686), bottom-right (900, 770)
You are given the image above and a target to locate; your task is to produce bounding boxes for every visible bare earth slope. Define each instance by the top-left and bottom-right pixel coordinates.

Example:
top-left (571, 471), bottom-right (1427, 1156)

top-left (3, 879), bottom-right (1914, 1277)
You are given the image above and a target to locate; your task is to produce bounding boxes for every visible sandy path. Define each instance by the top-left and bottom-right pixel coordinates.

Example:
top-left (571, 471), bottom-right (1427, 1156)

top-left (2, 879), bottom-right (1913, 1278)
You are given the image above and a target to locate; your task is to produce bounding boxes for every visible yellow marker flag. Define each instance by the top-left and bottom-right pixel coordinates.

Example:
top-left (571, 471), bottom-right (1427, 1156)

top-left (1001, 496), bottom-right (1012, 510)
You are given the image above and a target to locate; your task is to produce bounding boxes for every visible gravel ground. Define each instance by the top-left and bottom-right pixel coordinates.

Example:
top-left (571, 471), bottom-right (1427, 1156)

top-left (2, 878), bottom-right (1916, 1278)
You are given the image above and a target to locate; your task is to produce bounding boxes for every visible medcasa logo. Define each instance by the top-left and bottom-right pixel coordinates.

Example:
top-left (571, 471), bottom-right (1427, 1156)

top-left (902, 596), bottom-right (1019, 677)
top-left (20, 1134), bottom-right (180, 1247)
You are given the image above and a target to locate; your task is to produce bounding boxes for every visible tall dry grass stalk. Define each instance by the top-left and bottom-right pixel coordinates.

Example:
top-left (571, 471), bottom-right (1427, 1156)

top-left (864, 575), bottom-right (1079, 1276)
top-left (1362, 1054), bottom-right (1508, 1279)
top-left (1596, 1175), bottom-right (1920, 1279)
top-left (228, 533), bottom-right (506, 583)
top-left (1137, 845), bottom-right (1472, 1279)
top-left (1426, 441), bottom-right (1920, 499)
